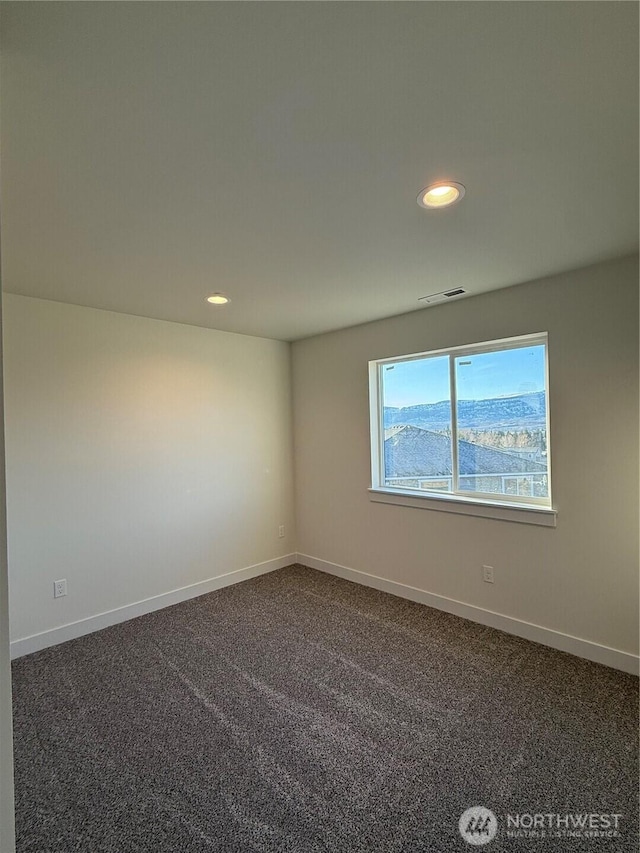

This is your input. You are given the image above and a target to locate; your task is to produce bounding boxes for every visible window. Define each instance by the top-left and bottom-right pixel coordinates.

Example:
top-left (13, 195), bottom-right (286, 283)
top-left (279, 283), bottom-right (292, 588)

top-left (369, 333), bottom-right (552, 513)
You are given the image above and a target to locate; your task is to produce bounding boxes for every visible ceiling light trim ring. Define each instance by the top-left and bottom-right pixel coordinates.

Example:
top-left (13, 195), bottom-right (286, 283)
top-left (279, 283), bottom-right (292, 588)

top-left (417, 181), bottom-right (466, 209)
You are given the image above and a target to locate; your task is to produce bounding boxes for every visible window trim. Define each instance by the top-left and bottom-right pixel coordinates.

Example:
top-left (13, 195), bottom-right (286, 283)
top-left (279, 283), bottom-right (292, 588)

top-left (368, 487), bottom-right (557, 527)
top-left (369, 332), bottom-right (554, 520)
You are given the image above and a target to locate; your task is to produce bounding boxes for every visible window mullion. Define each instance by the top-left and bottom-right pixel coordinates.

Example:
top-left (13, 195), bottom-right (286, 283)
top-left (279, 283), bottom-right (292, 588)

top-left (449, 354), bottom-right (459, 494)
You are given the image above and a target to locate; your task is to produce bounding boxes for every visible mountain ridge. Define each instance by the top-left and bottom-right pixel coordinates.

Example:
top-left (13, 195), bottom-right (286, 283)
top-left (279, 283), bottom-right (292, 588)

top-left (383, 390), bottom-right (547, 431)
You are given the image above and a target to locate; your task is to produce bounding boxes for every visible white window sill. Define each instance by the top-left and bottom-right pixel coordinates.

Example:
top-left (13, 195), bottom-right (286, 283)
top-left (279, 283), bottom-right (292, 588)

top-left (368, 487), bottom-right (557, 527)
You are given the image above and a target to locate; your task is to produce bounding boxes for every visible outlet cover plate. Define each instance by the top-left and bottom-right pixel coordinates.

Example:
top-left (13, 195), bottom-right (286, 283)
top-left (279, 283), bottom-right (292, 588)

top-left (482, 565), bottom-right (494, 584)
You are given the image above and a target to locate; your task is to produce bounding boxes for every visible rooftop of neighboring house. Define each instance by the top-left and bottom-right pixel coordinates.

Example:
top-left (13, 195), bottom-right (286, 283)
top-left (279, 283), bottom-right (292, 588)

top-left (384, 425), bottom-right (548, 478)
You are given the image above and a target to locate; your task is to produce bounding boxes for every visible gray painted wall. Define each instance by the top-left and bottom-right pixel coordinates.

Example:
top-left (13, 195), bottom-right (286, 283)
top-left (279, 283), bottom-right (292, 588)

top-left (4, 295), bottom-right (296, 646)
top-left (292, 255), bottom-right (639, 658)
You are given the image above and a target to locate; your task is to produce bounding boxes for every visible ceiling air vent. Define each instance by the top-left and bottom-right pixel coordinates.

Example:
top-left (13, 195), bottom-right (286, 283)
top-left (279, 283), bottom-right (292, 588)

top-left (418, 288), bottom-right (469, 305)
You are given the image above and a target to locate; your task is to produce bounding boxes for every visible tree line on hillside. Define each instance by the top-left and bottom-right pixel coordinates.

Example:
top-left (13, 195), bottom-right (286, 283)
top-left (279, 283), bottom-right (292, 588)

top-left (456, 427), bottom-right (547, 452)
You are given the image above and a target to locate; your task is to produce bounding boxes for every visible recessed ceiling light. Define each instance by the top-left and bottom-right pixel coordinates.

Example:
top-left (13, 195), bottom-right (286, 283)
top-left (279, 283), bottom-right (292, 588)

top-left (206, 293), bottom-right (230, 305)
top-left (417, 181), bottom-right (466, 209)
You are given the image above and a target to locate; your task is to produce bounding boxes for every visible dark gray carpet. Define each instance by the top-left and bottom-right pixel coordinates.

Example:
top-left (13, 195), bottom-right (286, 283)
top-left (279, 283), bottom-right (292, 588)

top-left (11, 564), bottom-right (638, 852)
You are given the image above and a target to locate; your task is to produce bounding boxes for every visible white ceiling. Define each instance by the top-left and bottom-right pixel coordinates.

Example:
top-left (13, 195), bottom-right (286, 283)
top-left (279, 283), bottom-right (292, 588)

top-left (1, 2), bottom-right (637, 342)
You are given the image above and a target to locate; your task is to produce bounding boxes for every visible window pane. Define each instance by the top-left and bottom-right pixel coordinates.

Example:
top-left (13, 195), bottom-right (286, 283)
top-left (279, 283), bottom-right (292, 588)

top-left (381, 356), bottom-right (452, 492)
top-left (455, 345), bottom-right (549, 499)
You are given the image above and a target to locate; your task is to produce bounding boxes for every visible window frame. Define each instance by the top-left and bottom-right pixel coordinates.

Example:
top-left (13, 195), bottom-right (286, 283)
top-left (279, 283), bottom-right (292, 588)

top-left (369, 332), bottom-right (555, 522)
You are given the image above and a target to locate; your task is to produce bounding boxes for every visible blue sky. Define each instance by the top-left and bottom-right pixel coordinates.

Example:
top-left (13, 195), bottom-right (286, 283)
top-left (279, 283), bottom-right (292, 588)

top-left (382, 346), bottom-right (545, 408)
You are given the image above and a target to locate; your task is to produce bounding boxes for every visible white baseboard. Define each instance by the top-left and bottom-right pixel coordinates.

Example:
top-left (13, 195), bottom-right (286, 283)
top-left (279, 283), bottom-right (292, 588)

top-left (10, 553), bottom-right (297, 659)
top-left (12, 552), bottom-right (638, 676)
top-left (298, 554), bottom-right (639, 676)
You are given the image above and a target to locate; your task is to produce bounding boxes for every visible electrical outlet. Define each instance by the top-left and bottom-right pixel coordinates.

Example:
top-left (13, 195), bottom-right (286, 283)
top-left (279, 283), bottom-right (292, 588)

top-left (278, 525), bottom-right (285, 539)
top-left (482, 565), bottom-right (494, 584)
top-left (53, 579), bottom-right (67, 598)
